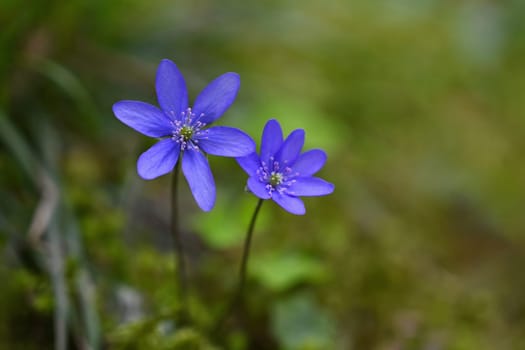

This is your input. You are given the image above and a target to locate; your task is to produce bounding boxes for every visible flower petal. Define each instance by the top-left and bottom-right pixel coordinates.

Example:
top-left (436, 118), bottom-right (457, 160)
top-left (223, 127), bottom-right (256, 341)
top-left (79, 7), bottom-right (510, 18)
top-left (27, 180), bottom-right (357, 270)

top-left (275, 129), bottom-right (305, 165)
top-left (236, 152), bottom-right (261, 175)
top-left (272, 193), bottom-right (305, 215)
top-left (155, 59), bottom-right (188, 119)
top-left (247, 176), bottom-right (271, 199)
top-left (192, 72), bottom-right (240, 124)
top-left (196, 126), bottom-right (255, 157)
top-left (287, 177), bottom-right (334, 197)
top-left (260, 119), bottom-right (283, 165)
top-left (137, 139), bottom-right (180, 179)
top-left (291, 149), bottom-right (327, 177)
top-left (182, 149), bottom-right (216, 211)
top-left (113, 101), bottom-right (172, 137)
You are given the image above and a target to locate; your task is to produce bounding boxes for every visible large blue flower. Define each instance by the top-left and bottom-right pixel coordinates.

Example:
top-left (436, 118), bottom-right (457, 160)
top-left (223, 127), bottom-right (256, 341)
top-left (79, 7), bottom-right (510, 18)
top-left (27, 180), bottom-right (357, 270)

top-left (113, 59), bottom-right (255, 211)
top-left (236, 119), bottom-right (334, 215)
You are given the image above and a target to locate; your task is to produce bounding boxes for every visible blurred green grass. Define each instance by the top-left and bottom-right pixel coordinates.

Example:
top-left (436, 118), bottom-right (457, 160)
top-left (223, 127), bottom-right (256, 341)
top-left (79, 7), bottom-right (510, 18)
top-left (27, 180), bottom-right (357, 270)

top-left (1, 0), bottom-right (525, 349)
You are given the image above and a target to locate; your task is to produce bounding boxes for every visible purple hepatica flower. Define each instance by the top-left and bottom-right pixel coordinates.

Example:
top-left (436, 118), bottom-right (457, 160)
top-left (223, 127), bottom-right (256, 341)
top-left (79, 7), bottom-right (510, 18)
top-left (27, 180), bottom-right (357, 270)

top-left (113, 59), bottom-right (255, 211)
top-left (236, 119), bottom-right (334, 215)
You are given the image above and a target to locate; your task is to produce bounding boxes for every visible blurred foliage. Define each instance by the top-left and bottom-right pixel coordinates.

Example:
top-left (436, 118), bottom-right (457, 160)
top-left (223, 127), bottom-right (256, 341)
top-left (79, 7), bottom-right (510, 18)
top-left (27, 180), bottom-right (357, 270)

top-left (2, 0), bottom-right (525, 349)
top-left (271, 293), bottom-right (337, 350)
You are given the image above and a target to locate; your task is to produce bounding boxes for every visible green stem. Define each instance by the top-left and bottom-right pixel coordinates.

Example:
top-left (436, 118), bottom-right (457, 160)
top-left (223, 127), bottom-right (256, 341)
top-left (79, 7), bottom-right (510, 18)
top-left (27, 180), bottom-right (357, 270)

top-left (171, 160), bottom-right (189, 322)
top-left (236, 199), bottom-right (264, 303)
top-left (212, 199), bottom-right (264, 337)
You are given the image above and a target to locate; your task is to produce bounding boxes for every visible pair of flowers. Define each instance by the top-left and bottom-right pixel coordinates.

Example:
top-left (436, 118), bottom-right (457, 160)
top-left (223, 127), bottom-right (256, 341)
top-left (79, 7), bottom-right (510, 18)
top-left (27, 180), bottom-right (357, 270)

top-left (113, 59), bottom-right (333, 214)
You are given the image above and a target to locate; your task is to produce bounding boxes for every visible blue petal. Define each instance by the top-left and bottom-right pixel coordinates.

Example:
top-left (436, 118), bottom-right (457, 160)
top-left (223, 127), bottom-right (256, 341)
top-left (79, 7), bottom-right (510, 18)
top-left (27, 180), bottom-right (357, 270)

top-left (192, 72), bottom-right (240, 124)
top-left (272, 193), bottom-right (305, 215)
top-left (236, 152), bottom-right (261, 176)
top-left (155, 59), bottom-right (188, 119)
top-left (113, 101), bottom-right (172, 137)
top-left (247, 176), bottom-right (271, 199)
top-left (287, 177), bottom-right (334, 197)
top-left (260, 119), bottom-right (283, 165)
top-left (291, 149), bottom-right (327, 177)
top-left (196, 126), bottom-right (255, 157)
top-left (182, 149), bottom-right (215, 211)
top-left (275, 129), bottom-right (305, 165)
top-left (137, 139), bottom-right (180, 179)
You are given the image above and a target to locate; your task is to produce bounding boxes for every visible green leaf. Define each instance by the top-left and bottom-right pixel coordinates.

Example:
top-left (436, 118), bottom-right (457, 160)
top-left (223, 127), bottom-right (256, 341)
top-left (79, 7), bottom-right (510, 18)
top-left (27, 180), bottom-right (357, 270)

top-left (251, 253), bottom-right (327, 292)
top-left (193, 195), bottom-right (269, 249)
top-left (272, 293), bottom-right (337, 350)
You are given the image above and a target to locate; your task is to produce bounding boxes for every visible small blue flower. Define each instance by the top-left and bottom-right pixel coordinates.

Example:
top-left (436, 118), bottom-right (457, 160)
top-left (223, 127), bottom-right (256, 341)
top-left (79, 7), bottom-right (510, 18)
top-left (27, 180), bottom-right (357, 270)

top-left (236, 119), bottom-right (334, 215)
top-left (113, 59), bottom-right (255, 211)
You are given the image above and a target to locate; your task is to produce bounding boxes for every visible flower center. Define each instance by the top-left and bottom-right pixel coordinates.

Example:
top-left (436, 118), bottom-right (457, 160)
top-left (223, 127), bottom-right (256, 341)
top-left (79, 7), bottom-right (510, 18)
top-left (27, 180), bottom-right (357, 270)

top-left (170, 108), bottom-right (208, 151)
top-left (256, 157), bottom-right (296, 196)
top-left (269, 172), bottom-right (283, 186)
top-left (179, 125), bottom-right (194, 141)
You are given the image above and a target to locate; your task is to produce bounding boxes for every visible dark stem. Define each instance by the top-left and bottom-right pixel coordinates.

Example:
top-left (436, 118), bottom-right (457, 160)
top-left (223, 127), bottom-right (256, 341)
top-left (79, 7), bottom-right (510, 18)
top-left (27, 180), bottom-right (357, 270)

top-left (212, 198), bottom-right (264, 337)
top-left (236, 199), bottom-right (264, 302)
top-left (171, 159), bottom-right (189, 322)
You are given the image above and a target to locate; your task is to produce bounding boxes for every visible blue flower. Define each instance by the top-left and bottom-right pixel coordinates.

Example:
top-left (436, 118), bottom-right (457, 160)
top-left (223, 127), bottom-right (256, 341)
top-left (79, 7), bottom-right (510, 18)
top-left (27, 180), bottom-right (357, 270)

top-left (236, 119), bottom-right (334, 215)
top-left (113, 59), bottom-right (255, 211)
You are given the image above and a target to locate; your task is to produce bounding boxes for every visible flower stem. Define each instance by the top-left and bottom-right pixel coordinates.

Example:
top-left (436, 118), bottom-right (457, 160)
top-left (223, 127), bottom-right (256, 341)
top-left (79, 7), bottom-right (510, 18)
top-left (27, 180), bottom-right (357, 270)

top-left (171, 160), bottom-right (189, 323)
top-left (212, 198), bottom-right (264, 337)
top-left (236, 198), bottom-right (264, 303)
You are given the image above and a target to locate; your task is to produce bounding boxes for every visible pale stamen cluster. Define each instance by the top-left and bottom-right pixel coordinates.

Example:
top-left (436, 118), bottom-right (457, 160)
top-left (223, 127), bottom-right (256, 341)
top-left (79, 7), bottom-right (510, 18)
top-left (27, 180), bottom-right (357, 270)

top-left (256, 156), bottom-right (298, 196)
top-left (170, 107), bottom-right (208, 150)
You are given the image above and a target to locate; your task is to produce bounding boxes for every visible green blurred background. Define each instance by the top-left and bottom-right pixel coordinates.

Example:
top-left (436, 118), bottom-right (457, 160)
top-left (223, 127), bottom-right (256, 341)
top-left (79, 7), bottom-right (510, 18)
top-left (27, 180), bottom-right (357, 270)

top-left (1, 0), bottom-right (525, 349)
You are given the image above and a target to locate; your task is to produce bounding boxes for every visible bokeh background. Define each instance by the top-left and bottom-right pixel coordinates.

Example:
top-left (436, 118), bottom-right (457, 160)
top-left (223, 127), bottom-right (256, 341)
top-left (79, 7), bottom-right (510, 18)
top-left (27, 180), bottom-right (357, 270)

top-left (1, 0), bottom-right (525, 349)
